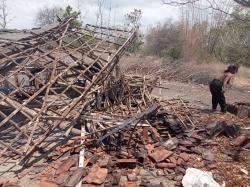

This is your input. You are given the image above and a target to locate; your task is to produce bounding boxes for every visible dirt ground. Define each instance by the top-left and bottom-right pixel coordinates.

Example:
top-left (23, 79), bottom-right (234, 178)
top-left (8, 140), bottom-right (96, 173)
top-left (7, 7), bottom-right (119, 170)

top-left (1, 52), bottom-right (250, 186)
top-left (0, 79), bottom-right (249, 187)
top-left (153, 80), bottom-right (250, 111)
top-left (120, 54), bottom-right (250, 109)
top-left (153, 81), bottom-right (250, 187)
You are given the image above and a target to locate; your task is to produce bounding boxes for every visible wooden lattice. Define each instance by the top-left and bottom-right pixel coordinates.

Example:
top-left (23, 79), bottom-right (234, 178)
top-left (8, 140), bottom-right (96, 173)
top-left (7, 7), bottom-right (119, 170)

top-left (0, 16), bottom-right (136, 161)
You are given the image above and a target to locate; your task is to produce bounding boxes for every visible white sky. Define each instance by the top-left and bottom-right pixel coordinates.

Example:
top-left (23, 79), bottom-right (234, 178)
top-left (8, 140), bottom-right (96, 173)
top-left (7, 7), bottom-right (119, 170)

top-left (6, 0), bottom-right (179, 30)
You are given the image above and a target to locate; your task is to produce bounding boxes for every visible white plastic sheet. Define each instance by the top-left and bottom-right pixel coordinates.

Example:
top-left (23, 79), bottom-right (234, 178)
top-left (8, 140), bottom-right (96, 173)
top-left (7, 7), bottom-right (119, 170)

top-left (182, 168), bottom-right (221, 187)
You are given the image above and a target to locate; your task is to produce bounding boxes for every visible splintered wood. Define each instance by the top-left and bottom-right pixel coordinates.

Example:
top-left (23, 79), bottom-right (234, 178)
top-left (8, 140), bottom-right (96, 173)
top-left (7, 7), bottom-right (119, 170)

top-left (0, 16), bottom-right (136, 162)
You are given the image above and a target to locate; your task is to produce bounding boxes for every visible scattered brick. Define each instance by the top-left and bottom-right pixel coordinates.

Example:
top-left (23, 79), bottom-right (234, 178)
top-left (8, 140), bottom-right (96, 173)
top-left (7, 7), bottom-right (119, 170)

top-left (0, 177), bottom-right (8, 186)
top-left (56, 156), bottom-right (78, 175)
top-left (156, 163), bottom-right (177, 169)
top-left (233, 135), bottom-right (248, 146)
top-left (84, 166), bottom-right (108, 185)
top-left (36, 181), bottom-right (58, 187)
top-left (120, 181), bottom-right (137, 187)
top-left (149, 149), bottom-right (173, 163)
top-left (179, 152), bottom-right (190, 162)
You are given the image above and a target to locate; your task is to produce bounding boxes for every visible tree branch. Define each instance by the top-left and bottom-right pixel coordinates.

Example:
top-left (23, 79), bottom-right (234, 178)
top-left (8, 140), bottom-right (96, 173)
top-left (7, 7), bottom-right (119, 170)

top-left (0, 0), bottom-right (8, 29)
top-left (234, 0), bottom-right (250, 8)
top-left (162, 0), bottom-right (250, 22)
top-left (162, 0), bottom-right (250, 8)
top-left (162, 0), bottom-right (199, 6)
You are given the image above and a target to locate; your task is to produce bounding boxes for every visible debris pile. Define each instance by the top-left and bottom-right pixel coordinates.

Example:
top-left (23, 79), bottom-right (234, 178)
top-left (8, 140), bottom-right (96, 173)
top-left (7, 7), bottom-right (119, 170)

top-left (0, 16), bottom-right (249, 187)
top-left (4, 99), bottom-right (247, 187)
top-left (227, 102), bottom-right (250, 118)
top-left (0, 15), bottom-right (136, 161)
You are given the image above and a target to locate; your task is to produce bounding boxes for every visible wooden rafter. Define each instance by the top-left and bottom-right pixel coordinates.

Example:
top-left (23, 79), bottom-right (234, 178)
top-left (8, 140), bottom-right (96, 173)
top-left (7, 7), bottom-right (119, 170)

top-left (0, 16), bottom-right (136, 162)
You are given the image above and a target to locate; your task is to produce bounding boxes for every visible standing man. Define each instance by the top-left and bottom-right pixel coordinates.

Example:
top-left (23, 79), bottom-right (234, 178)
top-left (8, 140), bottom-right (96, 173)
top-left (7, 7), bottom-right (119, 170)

top-left (209, 64), bottom-right (239, 113)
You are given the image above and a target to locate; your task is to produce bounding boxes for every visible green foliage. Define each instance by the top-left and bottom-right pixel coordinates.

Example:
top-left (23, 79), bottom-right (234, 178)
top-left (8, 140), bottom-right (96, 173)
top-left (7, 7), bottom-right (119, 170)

top-left (125, 9), bottom-right (144, 52)
top-left (144, 21), bottom-right (183, 61)
top-left (125, 9), bottom-right (142, 30)
top-left (166, 47), bottom-right (182, 60)
top-left (63, 5), bottom-right (82, 28)
top-left (144, 6), bottom-right (250, 66)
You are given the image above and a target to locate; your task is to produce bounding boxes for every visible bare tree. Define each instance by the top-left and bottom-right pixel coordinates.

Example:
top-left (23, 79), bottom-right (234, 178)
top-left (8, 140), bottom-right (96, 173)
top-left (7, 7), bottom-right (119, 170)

top-left (162, 0), bottom-right (199, 5)
top-left (76, 0), bottom-right (83, 22)
top-left (96, 0), bottom-right (106, 27)
top-left (160, 0), bottom-right (250, 65)
top-left (163, 0), bottom-right (250, 22)
top-left (95, 0), bottom-right (113, 27)
top-left (107, 2), bottom-right (112, 27)
top-left (234, 0), bottom-right (250, 7)
top-left (162, 0), bottom-right (250, 8)
top-left (0, 0), bottom-right (9, 29)
top-left (35, 6), bottom-right (63, 27)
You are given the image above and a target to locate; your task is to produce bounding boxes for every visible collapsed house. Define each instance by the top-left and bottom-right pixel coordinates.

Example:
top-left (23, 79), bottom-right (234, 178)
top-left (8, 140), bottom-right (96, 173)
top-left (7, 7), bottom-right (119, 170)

top-left (0, 16), bottom-right (249, 187)
top-left (0, 16), bottom-right (138, 162)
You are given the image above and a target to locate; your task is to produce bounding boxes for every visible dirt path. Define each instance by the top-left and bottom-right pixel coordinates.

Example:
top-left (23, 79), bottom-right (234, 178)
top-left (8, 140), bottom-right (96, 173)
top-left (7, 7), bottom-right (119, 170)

top-left (153, 81), bottom-right (250, 111)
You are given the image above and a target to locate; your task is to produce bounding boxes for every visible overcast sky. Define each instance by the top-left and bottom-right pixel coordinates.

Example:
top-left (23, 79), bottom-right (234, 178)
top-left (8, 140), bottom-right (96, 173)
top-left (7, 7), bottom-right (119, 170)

top-left (6, 0), bottom-right (179, 30)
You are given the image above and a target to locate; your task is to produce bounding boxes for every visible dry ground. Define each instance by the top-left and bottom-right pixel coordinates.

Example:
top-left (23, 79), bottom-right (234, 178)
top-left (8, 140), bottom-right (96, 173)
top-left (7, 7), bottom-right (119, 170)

top-left (120, 54), bottom-right (250, 90)
top-left (122, 54), bottom-right (250, 187)
top-left (153, 80), bottom-right (250, 111)
top-left (0, 54), bottom-right (249, 187)
top-left (121, 54), bottom-right (250, 109)
top-left (152, 81), bottom-right (250, 187)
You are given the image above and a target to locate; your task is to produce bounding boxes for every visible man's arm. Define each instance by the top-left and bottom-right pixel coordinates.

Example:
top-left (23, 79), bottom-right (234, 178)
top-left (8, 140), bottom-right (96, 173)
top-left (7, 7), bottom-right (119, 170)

top-left (222, 74), bottom-right (233, 92)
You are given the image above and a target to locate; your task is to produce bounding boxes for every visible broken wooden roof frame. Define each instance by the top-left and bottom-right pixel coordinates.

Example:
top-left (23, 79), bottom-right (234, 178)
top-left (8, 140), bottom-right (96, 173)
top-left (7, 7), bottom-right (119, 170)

top-left (0, 16), bottom-right (137, 163)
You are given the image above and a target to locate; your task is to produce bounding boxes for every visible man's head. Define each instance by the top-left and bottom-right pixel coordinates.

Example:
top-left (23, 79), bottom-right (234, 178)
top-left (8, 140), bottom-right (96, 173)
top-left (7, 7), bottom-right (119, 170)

top-left (225, 64), bottom-right (239, 74)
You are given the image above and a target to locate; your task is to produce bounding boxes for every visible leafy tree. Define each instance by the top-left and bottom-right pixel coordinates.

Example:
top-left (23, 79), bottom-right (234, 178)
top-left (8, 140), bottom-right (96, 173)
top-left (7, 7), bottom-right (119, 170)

top-left (145, 21), bottom-right (183, 60)
top-left (63, 5), bottom-right (82, 28)
top-left (125, 9), bottom-right (144, 52)
top-left (166, 47), bottom-right (182, 60)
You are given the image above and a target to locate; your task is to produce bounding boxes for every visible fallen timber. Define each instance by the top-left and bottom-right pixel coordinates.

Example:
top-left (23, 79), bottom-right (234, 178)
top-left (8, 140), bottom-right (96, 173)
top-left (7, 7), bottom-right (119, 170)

top-left (0, 15), bottom-right (137, 161)
top-left (0, 16), bottom-right (250, 187)
top-left (98, 103), bottom-right (159, 143)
